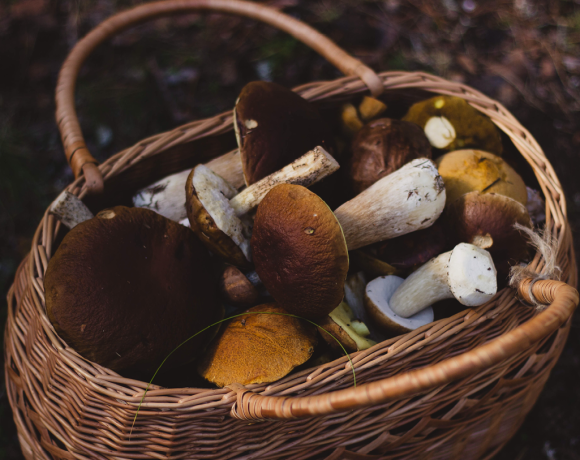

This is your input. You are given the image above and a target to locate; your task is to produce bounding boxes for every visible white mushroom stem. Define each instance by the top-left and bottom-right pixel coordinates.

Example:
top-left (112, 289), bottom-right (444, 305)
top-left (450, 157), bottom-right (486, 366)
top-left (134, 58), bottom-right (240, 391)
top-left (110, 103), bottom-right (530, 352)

top-left (389, 243), bottom-right (497, 318)
top-left (49, 191), bottom-right (94, 229)
top-left (334, 158), bottom-right (446, 250)
top-left (424, 116), bottom-right (456, 149)
top-left (132, 148), bottom-right (244, 222)
top-left (228, 146), bottom-right (339, 216)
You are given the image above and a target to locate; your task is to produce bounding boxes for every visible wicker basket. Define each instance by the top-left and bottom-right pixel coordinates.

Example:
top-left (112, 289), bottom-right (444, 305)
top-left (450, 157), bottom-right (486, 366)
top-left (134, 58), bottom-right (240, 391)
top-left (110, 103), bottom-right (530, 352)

top-left (4, 1), bottom-right (579, 459)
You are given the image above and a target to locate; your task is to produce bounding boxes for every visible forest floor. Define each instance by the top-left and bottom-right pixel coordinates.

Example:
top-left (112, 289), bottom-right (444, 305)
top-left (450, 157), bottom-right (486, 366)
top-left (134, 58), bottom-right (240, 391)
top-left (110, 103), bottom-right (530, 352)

top-left (1, 0), bottom-right (579, 459)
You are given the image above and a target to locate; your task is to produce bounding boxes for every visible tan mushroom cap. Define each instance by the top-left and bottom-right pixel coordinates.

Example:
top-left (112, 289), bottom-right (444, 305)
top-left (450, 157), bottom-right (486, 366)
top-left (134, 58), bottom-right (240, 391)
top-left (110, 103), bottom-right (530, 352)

top-left (197, 304), bottom-right (317, 387)
top-left (402, 95), bottom-right (503, 155)
top-left (251, 184), bottom-right (349, 320)
top-left (436, 149), bottom-right (527, 205)
top-left (44, 206), bottom-right (223, 374)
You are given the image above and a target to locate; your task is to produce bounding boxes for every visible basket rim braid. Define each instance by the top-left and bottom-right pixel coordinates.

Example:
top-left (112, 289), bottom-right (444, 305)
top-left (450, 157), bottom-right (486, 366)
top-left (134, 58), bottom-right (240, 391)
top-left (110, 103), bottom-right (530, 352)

top-left (5, 1), bottom-right (579, 459)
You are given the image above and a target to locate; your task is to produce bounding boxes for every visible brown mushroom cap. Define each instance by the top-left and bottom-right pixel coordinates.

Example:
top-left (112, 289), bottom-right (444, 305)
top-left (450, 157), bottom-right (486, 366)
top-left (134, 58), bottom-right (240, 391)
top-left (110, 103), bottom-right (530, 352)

top-left (219, 265), bottom-right (260, 308)
top-left (436, 149), bottom-right (528, 206)
top-left (234, 81), bottom-right (335, 185)
top-left (44, 206), bottom-right (223, 374)
top-left (197, 303), bottom-right (317, 387)
top-left (251, 184), bottom-right (349, 320)
top-left (348, 118), bottom-right (432, 194)
top-left (402, 95), bottom-right (503, 155)
top-left (374, 221), bottom-right (446, 273)
top-left (445, 191), bottom-right (532, 280)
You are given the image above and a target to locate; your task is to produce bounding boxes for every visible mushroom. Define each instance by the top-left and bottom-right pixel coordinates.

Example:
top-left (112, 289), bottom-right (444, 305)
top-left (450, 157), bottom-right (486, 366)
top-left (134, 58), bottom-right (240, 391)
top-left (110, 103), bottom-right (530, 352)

top-left (317, 301), bottom-right (376, 352)
top-left (234, 81), bottom-right (336, 186)
top-left (334, 158), bottom-right (446, 250)
top-left (402, 95), bottom-right (503, 155)
top-left (219, 265), bottom-right (263, 309)
top-left (436, 149), bottom-right (527, 206)
top-left (45, 193), bottom-right (223, 374)
top-left (444, 191), bottom-right (532, 281)
top-left (358, 96), bottom-right (387, 121)
top-left (373, 221), bottom-right (447, 273)
top-left (132, 149), bottom-right (244, 222)
top-left (366, 243), bottom-right (497, 332)
top-left (186, 147), bottom-right (339, 267)
top-left (197, 303), bottom-right (317, 387)
top-left (365, 276), bottom-right (435, 335)
top-left (348, 118), bottom-right (432, 194)
top-left (251, 184), bottom-right (349, 320)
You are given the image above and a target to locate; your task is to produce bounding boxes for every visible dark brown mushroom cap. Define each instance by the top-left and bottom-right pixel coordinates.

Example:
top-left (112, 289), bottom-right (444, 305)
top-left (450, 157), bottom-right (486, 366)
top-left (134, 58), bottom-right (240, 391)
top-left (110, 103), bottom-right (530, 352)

top-left (44, 206), bottom-right (223, 374)
top-left (185, 166), bottom-right (252, 269)
top-left (251, 184), bottom-right (349, 320)
top-left (197, 303), bottom-right (317, 387)
top-left (348, 118), bottom-right (432, 194)
top-left (403, 95), bottom-right (503, 155)
top-left (374, 221), bottom-right (446, 273)
top-left (234, 81), bottom-right (335, 185)
top-left (445, 192), bottom-right (532, 280)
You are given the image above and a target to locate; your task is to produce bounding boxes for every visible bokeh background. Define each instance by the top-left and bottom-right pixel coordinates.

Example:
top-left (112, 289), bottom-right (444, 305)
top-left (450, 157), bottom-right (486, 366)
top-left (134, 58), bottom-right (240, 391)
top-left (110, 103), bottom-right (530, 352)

top-left (1, 0), bottom-right (579, 458)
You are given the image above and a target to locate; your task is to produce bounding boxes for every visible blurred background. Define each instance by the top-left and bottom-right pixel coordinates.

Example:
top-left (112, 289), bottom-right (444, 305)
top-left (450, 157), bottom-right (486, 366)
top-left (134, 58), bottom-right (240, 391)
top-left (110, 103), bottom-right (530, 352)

top-left (1, 0), bottom-right (579, 458)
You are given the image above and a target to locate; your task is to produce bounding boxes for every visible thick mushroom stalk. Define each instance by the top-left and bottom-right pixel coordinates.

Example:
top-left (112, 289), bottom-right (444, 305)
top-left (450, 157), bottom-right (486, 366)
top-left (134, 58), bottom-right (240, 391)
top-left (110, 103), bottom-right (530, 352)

top-left (132, 149), bottom-right (244, 222)
top-left (49, 191), bottom-right (94, 228)
top-left (334, 158), bottom-right (446, 250)
top-left (187, 147), bottom-right (339, 267)
top-left (389, 243), bottom-right (497, 318)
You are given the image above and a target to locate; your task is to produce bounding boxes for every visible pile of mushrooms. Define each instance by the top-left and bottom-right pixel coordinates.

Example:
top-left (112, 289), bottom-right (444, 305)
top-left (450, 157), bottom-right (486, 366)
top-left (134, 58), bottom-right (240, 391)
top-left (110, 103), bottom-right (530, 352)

top-left (44, 83), bottom-right (543, 388)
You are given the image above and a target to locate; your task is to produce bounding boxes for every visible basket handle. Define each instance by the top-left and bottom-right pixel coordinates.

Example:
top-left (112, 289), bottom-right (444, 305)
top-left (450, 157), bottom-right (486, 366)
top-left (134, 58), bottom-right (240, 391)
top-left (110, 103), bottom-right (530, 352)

top-left (227, 278), bottom-right (578, 421)
top-left (55, 0), bottom-right (383, 194)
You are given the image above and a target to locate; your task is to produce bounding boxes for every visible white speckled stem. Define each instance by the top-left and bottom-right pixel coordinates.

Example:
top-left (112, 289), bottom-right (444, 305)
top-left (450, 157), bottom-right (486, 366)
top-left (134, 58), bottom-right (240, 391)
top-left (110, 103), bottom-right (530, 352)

top-left (334, 158), bottom-right (446, 250)
top-left (49, 191), bottom-right (94, 229)
top-left (389, 251), bottom-right (453, 317)
top-left (229, 147), bottom-right (339, 216)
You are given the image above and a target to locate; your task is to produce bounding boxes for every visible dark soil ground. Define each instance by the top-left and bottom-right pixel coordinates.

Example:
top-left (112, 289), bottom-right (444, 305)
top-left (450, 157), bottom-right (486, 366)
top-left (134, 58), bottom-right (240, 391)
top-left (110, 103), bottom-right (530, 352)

top-left (1, 1), bottom-right (580, 458)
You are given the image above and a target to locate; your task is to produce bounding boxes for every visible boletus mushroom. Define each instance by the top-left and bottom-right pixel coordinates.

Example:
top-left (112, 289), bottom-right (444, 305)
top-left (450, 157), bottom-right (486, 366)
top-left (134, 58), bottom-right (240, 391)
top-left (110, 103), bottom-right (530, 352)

top-left (197, 303), bottom-right (317, 387)
top-left (348, 118), bottom-right (432, 194)
top-left (251, 184), bottom-right (349, 320)
top-left (234, 81), bottom-right (335, 185)
top-left (402, 95), bottom-right (503, 155)
top-left (436, 149), bottom-right (527, 206)
top-left (186, 147), bottom-right (339, 268)
top-left (334, 158), bottom-right (446, 250)
top-left (317, 301), bottom-right (376, 352)
top-left (444, 191), bottom-right (533, 281)
top-left (365, 243), bottom-right (497, 335)
top-left (133, 149), bottom-right (244, 222)
top-left (45, 193), bottom-right (223, 374)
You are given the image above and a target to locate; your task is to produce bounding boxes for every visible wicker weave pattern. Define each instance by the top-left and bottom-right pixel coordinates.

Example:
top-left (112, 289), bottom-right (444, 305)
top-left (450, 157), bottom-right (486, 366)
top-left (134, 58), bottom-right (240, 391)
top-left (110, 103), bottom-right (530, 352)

top-left (3, 0), bottom-right (579, 456)
top-left (4, 69), bottom-right (578, 459)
